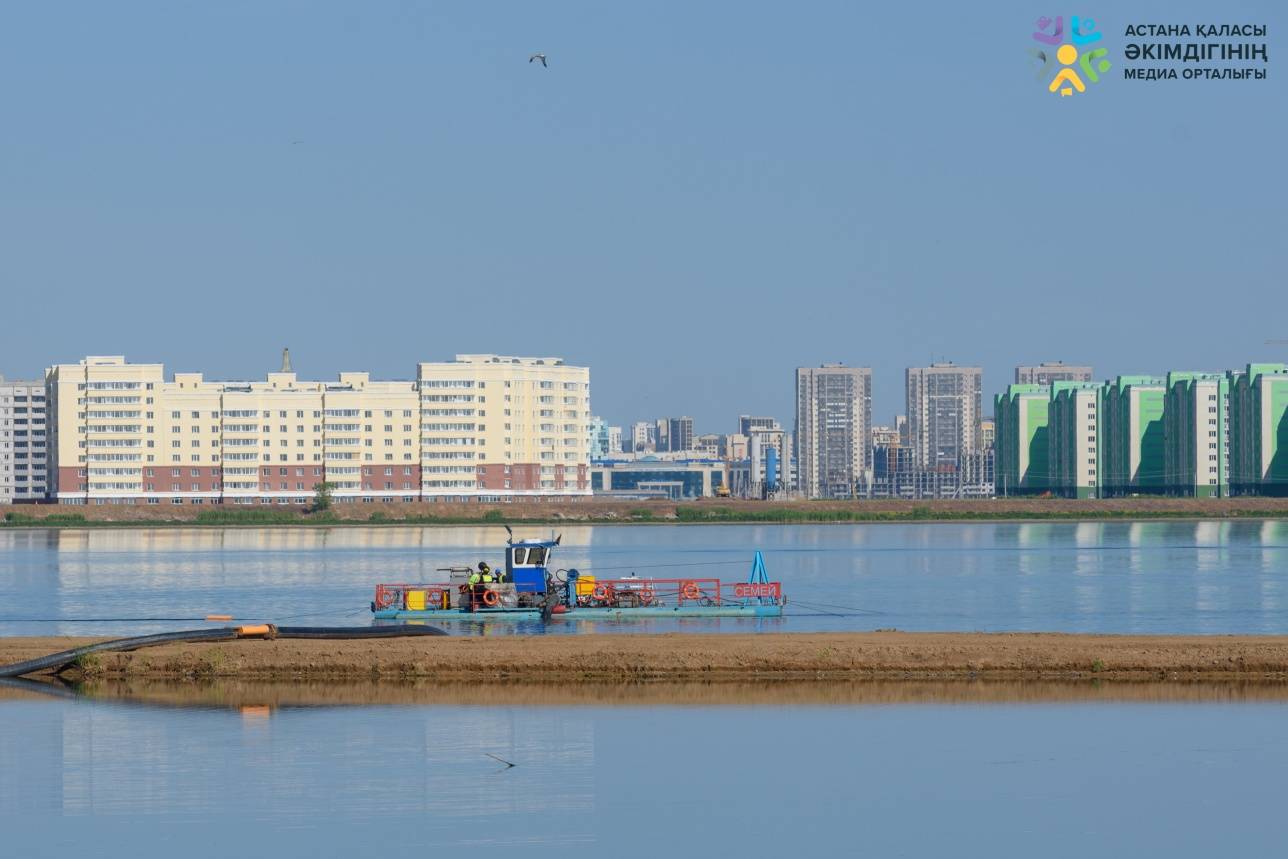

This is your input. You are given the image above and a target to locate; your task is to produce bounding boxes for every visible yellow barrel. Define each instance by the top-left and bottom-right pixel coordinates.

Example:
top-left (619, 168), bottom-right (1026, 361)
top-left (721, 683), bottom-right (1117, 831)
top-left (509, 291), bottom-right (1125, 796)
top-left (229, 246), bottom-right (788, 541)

top-left (406, 590), bottom-right (427, 611)
top-left (575, 574), bottom-right (596, 598)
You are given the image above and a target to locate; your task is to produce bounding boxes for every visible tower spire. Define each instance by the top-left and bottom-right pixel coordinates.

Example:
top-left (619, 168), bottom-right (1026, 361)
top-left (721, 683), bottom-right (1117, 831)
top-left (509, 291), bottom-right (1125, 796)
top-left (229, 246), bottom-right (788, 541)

top-left (280, 347), bottom-right (292, 373)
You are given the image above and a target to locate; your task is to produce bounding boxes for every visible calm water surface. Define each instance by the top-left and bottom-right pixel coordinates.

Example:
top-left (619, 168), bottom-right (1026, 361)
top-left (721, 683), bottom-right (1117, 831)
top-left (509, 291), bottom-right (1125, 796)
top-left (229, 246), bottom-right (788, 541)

top-left (2, 521), bottom-right (1288, 635)
top-left (1, 691), bottom-right (1286, 858)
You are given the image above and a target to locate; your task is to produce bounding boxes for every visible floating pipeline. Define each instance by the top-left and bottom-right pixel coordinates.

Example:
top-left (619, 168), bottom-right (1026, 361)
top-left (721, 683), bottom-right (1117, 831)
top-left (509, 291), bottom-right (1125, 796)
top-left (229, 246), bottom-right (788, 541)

top-left (0, 624), bottom-right (446, 679)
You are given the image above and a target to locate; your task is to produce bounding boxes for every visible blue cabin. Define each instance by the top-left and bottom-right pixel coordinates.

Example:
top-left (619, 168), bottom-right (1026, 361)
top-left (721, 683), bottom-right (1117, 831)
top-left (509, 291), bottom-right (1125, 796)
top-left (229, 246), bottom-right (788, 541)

top-left (505, 537), bottom-right (559, 594)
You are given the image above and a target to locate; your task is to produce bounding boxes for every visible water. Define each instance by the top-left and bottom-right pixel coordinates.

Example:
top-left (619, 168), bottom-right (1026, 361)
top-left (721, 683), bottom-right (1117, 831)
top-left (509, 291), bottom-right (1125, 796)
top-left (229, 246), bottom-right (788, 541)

top-left (3, 520), bottom-right (1288, 635)
top-left (2, 686), bottom-right (1287, 858)
top-left (5, 523), bottom-right (1287, 855)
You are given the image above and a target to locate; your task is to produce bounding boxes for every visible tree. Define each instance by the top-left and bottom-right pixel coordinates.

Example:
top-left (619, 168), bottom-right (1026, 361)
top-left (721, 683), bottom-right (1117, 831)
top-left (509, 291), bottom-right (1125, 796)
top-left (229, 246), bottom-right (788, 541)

top-left (311, 481), bottom-right (335, 513)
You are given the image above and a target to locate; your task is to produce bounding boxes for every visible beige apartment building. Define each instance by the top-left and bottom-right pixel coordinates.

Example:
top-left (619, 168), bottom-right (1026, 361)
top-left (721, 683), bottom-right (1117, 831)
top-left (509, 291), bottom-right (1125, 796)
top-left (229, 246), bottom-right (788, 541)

top-left (46, 355), bottom-right (590, 505)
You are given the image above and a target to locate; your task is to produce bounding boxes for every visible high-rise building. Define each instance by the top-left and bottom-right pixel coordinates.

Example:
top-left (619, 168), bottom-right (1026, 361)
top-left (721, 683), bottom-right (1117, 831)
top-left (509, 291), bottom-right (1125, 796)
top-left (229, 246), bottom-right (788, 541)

top-left (1229, 363), bottom-right (1288, 496)
top-left (659, 416), bottom-right (693, 452)
top-left (1015, 362), bottom-right (1094, 386)
top-left (655, 418), bottom-right (669, 452)
top-left (1048, 382), bottom-right (1103, 498)
top-left (994, 384), bottom-right (1050, 494)
top-left (630, 421), bottom-right (655, 452)
top-left (870, 424), bottom-right (901, 448)
top-left (419, 355), bottom-right (590, 496)
top-left (672, 416), bottom-right (694, 452)
top-left (607, 426), bottom-right (623, 455)
top-left (694, 434), bottom-right (722, 459)
top-left (905, 363), bottom-right (983, 472)
top-left (1163, 372), bottom-right (1230, 497)
top-left (45, 354), bottom-right (590, 504)
top-left (738, 416), bottom-right (777, 436)
top-left (980, 418), bottom-right (995, 450)
top-left (1102, 375), bottom-right (1166, 495)
top-left (0, 377), bottom-right (48, 503)
top-left (588, 416), bottom-right (610, 459)
top-left (794, 364), bottom-right (872, 498)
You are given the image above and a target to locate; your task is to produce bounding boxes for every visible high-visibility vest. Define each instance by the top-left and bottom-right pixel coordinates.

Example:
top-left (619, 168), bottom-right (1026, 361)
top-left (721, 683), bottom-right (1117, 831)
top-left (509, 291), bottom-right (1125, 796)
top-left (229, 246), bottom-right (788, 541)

top-left (468, 573), bottom-right (481, 585)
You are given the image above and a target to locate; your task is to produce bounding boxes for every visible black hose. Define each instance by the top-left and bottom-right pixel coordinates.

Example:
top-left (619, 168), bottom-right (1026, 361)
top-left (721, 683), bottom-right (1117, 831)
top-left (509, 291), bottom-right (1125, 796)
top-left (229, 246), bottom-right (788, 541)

top-left (0, 624), bottom-right (447, 678)
top-left (0, 628), bottom-right (239, 678)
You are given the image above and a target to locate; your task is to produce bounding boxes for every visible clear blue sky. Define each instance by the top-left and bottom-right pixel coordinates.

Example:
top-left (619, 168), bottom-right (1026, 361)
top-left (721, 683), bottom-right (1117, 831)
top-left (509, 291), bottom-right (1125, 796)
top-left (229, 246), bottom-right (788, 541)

top-left (1, 1), bottom-right (1283, 432)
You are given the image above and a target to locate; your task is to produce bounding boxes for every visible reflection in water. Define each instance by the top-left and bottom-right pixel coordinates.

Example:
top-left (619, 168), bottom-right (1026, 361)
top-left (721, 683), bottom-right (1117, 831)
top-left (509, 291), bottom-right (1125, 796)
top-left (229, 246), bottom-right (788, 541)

top-left (3, 522), bottom-right (1288, 636)
top-left (3, 688), bottom-right (1288, 856)
top-left (8, 676), bottom-right (1288, 709)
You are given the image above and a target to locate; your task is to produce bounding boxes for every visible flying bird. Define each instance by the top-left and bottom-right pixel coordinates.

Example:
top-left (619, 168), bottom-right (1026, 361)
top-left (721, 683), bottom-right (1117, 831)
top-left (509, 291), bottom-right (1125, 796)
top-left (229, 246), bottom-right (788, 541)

top-left (529, 52), bottom-right (547, 68)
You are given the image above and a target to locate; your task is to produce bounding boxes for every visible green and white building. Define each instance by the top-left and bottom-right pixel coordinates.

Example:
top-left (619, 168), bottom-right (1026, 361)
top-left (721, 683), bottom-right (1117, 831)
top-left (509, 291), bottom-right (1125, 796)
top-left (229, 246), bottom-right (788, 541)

top-left (1102, 376), bottom-right (1166, 496)
top-left (1047, 381), bottom-right (1103, 498)
top-left (1163, 372), bottom-right (1230, 497)
top-left (1229, 363), bottom-right (1288, 496)
top-left (993, 384), bottom-right (1050, 494)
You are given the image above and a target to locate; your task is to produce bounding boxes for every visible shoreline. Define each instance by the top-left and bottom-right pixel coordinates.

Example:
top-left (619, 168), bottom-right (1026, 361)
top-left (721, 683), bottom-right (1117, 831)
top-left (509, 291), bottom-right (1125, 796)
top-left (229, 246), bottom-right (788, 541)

top-left (9, 677), bottom-right (1288, 708)
top-left (7, 631), bottom-right (1288, 684)
top-left (4, 497), bottom-right (1288, 529)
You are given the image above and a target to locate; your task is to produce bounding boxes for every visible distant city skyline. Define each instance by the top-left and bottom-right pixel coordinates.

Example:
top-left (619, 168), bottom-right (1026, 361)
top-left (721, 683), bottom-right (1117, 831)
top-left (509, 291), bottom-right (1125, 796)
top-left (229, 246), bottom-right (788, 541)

top-left (10, 348), bottom-right (1288, 439)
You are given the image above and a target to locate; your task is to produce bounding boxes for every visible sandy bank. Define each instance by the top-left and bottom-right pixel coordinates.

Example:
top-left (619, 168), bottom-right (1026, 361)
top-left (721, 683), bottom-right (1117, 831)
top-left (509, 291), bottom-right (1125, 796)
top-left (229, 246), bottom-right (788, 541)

top-left (6, 631), bottom-right (1288, 683)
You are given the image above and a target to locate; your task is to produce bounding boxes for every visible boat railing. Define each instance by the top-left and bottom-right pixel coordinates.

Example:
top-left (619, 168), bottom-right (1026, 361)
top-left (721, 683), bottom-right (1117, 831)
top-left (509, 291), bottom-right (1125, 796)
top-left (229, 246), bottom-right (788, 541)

top-left (579, 578), bottom-right (783, 608)
top-left (376, 576), bottom-right (785, 611)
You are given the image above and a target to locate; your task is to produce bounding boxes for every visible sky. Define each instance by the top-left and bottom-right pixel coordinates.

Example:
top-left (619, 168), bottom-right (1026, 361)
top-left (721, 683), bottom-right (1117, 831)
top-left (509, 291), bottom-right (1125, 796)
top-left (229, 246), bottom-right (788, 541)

top-left (1, 1), bottom-right (1284, 433)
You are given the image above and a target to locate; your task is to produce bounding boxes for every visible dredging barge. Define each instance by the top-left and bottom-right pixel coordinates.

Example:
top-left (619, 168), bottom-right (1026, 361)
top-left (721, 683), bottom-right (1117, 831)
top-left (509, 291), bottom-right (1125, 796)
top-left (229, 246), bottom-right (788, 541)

top-left (371, 534), bottom-right (784, 622)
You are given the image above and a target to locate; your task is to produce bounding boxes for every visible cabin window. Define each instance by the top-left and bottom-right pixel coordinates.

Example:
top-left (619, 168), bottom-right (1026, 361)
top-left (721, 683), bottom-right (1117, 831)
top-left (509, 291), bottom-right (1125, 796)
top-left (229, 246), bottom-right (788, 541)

top-left (527, 547), bottom-right (547, 566)
top-left (513, 548), bottom-right (528, 565)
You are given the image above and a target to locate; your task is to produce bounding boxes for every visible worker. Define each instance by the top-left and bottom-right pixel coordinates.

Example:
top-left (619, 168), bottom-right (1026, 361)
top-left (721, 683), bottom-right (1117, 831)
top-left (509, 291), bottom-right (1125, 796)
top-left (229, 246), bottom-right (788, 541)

top-left (467, 563), bottom-right (494, 610)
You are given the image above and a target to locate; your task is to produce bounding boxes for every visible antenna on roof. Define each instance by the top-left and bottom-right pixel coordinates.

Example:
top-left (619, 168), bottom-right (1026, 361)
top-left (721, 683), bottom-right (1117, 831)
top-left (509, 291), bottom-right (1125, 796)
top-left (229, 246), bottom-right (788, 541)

top-left (280, 347), bottom-right (292, 373)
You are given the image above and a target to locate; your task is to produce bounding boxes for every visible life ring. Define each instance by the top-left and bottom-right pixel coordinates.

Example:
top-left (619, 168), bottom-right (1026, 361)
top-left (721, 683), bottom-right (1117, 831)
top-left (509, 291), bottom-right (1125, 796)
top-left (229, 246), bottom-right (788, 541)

top-left (638, 588), bottom-right (655, 606)
top-left (592, 584), bottom-right (610, 601)
top-left (481, 589), bottom-right (500, 607)
top-left (681, 582), bottom-right (701, 600)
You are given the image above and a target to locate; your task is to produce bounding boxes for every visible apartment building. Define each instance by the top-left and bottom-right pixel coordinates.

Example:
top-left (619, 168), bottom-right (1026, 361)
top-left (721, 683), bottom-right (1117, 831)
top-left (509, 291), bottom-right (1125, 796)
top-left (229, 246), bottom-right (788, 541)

top-left (1163, 372), bottom-right (1230, 497)
top-left (905, 363), bottom-right (982, 472)
top-left (1229, 363), bottom-right (1288, 496)
top-left (1048, 382), bottom-right (1103, 498)
top-left (45, 354), bottom-right (590, 504)
top-left (0, 377), bottom-right (48, 503)
top-left (630, 421), bottom-right (655, 453)
top-left (994, 384), bottom-right (1050, 494)
top-left (794, 364), bottom-right (872, 499)
top-left (418, 355), bottom-right (589, 497)
top-left (1102, 376), bottom-right (1166, 495)
top-left (1015, 362), bottom-right (1093, 386)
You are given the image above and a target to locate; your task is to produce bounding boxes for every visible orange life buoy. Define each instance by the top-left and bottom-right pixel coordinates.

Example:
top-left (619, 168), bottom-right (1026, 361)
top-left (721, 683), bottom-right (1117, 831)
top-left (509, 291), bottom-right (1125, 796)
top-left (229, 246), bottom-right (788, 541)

top-left (481, 589), bottom-right (500, 607)
top-left (592, 584), bottom-right (610, 601)
top-left (681, 582), bottom-right (701, 600)
top-left (638, 588), bottom-right (655, 606)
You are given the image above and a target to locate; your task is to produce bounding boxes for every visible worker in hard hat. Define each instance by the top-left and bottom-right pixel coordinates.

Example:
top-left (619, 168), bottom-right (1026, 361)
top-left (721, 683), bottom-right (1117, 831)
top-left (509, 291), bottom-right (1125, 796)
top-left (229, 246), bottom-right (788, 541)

top-left (467, 562), bottom-right (494, 610)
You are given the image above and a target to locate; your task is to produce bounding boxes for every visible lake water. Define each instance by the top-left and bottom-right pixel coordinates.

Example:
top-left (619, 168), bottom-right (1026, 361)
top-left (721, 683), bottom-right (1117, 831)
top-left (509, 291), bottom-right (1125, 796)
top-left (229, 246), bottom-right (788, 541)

top-left (2, 685), bottom-right (1287, 858)
top-left (4, 522), bottom-right (1288, 856)
top-left (2, 520), bottom-right (1288, 635)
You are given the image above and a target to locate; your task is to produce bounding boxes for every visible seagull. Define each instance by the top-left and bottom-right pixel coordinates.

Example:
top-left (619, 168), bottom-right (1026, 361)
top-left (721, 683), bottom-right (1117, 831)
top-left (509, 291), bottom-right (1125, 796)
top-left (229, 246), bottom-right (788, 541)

top-left (529, 52), bottom-right (547, 68)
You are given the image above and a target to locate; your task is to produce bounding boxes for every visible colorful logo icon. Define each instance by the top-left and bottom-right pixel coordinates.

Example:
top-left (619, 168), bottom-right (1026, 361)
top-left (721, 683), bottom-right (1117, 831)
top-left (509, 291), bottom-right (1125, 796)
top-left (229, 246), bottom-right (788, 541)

top-left (1029, 15), bottom-right (1111, 95)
